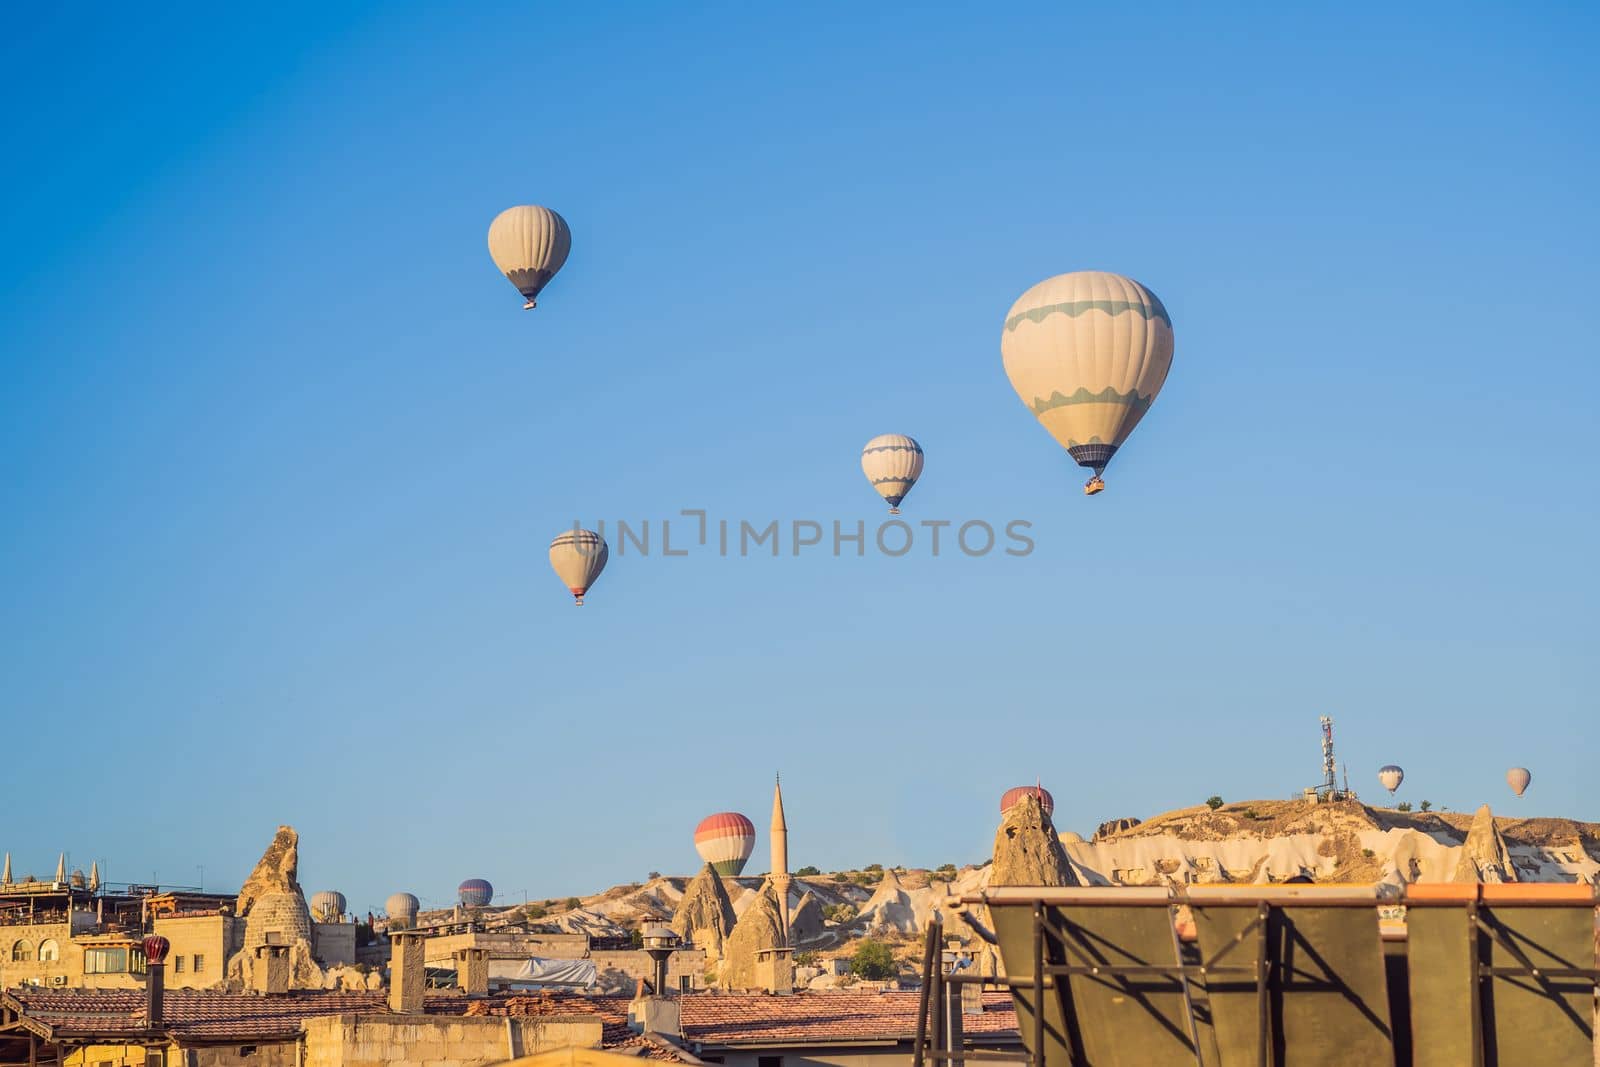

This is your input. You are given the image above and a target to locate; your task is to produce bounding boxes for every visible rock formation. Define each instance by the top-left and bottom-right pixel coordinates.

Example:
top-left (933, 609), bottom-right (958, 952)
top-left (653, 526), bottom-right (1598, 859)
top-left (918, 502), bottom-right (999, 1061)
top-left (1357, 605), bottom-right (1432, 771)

top-left (856, 869), bottom-right (919, 935)
top-left (788, 889), bottom-right (824, 944)
top-left (1093, 817), bottom-right (1142, 842)
top-left (1452, 805), bottom-right (1518, 883)
top-left (719, 880), bottom-right (785, 990)
top-left (671, 863), bottom-right (737, 962)
top-left (224, 825), bottom-right (325, 989)
top-left (993, 794), bottom-right (1078, 887)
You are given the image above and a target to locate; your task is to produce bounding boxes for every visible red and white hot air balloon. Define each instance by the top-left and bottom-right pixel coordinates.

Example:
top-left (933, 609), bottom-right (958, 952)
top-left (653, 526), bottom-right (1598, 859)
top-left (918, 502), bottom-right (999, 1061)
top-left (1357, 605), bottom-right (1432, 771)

top-left (694, 812), bottom-right (755, 876)
top-left (1001, 785), bottom-right (1054, 817)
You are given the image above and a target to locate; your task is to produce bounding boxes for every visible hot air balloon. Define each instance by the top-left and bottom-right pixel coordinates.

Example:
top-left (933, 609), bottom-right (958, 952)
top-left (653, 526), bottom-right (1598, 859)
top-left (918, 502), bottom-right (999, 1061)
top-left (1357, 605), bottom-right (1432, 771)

top-left (1506, 767), bottom-right (1531, 797)
top-left (385, 892), bottom-right (419, 927)
top-left (458, 879), bottom-right (493, 908)
top-left (1378, 765), bottom-right (1404, 795)
top-left (311, 890), bottom-right (347, 923)
top-left (694, 812), bottom-right (755, 876)
top-left (487, 206), bottom-right (571, 310)
top-left (549, 528), bottom-right (608, 606)
top-left (1000, 785), bottom-right (1055, 817)
top-left (1001, 270), bottom-right (1175, 495)
top-left (861, 435), bottom-right (924, 514)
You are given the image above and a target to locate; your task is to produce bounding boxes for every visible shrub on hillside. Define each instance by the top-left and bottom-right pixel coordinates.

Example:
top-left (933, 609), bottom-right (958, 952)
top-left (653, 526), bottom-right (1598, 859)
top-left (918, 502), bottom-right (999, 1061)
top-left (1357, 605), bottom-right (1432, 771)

top-left (796, 865), bottom-right (821, 876)
top-left (1206, 796), bottom-right (1224, 811)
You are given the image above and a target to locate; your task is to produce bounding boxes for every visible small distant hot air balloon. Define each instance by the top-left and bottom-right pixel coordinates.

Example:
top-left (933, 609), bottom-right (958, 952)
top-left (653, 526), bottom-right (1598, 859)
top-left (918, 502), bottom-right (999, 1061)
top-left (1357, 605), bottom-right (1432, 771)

top-left (549, 528), bottom-right (608, 606)
top-left (1506, 767), bottom-right (1531, 797)
top-left (488, 206), bottom-right (571, 309)
top-left (386, 892), bottom-right (420, 924)
top-left (311, 890), bottom-right (347, 923)
top-left (1001, 271), bottom-right (1175, 496)
top-left (861, 435), bottom-right (924, 514)
top-left (1000, 785), bottom-right (1055, 817)
top-left (458, 879), bottom-right (493, 908)
top-left (1378, 765), bottom-right (1404, 795)
top-left (694, 812), bottom-right (756, 876)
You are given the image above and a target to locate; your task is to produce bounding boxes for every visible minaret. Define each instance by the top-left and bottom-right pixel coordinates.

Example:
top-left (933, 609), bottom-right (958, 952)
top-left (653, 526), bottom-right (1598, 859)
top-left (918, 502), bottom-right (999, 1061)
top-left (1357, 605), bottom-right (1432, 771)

top-left (770, 775), bottom-right (791, 944)
top-left (55, 853), bottom-right (66, 885)
top-left (2, 853), bottom-right (10, 884)
top-left (89, 861), bottom-right (101, 893)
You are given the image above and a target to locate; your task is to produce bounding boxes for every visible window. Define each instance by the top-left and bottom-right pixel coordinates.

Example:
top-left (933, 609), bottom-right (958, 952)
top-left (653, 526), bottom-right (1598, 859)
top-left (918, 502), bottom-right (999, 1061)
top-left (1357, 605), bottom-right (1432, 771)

top-left (193, 954), bottom-right (205, 973)
top-left (173, 956), bottom-right (186, 973)
top-left (85, 947), bottom-right (129, 974)
top-left (11, 940), bottom-right (33, 962)
top-left (38, 939), bottom-right (59, 962)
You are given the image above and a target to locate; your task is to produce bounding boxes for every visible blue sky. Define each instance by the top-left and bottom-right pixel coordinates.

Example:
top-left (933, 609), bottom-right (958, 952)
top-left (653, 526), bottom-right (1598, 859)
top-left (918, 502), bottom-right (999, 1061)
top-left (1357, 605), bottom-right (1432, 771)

top-left (2, 3), bottom-right (1595, 915)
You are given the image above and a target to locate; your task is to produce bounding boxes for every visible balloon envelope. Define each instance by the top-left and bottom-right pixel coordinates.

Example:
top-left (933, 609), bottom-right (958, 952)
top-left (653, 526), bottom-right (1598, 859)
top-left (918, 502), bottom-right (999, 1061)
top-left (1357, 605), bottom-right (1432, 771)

top-left (694, 812), bottom-right (755, 876)
top-left (861, 434), bottom-right (924, 512)
top-left (1000, 785), bottom-right (1054, 817)
top-left (1001, 270), bottom-right (1175, 477)
top-left (1378, 765), bottom-right (1404, 795)
top-left (549, 529), bottom-right (608, 605)
top-left (311, 890), bottom-right (347, 922)
top-left (386, 892), bottom-right (419, 920)
top-left (1506, 767), bottom-right (1531, 796)
top-left (458, 879), bottom-right (494, 908)
top-left (487, 205), bottom-right (571, 308)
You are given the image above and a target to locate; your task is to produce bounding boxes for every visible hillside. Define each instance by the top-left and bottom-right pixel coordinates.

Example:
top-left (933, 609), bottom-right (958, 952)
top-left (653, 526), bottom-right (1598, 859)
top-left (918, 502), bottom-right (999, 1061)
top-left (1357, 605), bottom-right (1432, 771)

top-left (411, 800), bottom-right (1598, 985)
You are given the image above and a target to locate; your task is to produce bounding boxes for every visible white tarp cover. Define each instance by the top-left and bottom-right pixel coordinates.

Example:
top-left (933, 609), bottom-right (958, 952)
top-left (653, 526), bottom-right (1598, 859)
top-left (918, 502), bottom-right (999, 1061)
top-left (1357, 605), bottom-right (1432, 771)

top-left (508, 956), bottom-right (598, 987)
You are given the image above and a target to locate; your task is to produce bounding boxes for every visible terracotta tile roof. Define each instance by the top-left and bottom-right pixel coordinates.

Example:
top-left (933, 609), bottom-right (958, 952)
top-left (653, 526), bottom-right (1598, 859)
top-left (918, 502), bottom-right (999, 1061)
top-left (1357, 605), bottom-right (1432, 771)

top-left (676, 992), bottom-right (1019, 1047)
top-left (6, 987), bottom-right (1020, 1051)
top-left (7, 988), bottom-right (391, 1041)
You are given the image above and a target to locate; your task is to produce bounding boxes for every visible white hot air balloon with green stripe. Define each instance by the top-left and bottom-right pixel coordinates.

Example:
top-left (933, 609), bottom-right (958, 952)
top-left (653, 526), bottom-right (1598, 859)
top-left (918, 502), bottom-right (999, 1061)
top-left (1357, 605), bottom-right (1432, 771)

top-left (861, 434), bottom-right (924, 514)
top-left (1001, 271), bottom-right (1174, 495)
top-left (488, 205), bottom-right (571, 310)
top-left (549, 528), bottom-right (608, 606)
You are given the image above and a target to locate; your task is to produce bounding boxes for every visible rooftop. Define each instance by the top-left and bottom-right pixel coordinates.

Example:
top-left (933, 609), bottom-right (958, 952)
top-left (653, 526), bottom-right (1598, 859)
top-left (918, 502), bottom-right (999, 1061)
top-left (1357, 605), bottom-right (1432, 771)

top-left (2, 987), bottom-right (1021, 1051)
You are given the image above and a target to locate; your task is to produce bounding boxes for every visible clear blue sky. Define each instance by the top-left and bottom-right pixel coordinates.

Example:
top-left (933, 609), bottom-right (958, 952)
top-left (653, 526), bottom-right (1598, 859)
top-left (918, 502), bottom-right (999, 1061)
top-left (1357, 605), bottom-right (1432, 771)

top-left (2, 4), bottom-right (1595, 915)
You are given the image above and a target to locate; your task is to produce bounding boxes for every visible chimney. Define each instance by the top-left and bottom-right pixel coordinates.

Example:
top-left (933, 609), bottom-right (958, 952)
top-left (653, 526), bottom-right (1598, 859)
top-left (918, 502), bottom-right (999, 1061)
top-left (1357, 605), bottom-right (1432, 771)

top-left (628, 978), bottom-right (681, 1039)
top-left (253, 944), bottom-right (290, 995)
top-left (389, 931), bottom-right (425, 1014)
top-left (756, 947), bottom-right (793, 995)
top-left (454, 947), bottom-right (489, 996)
top-left (143, 936), bottom-right (170, 1025)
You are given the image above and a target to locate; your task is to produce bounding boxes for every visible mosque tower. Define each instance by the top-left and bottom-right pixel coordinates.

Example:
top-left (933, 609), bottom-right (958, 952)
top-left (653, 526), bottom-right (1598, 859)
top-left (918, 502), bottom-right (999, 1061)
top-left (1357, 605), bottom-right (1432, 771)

top-left (771, 774), bottom-right (791, 944)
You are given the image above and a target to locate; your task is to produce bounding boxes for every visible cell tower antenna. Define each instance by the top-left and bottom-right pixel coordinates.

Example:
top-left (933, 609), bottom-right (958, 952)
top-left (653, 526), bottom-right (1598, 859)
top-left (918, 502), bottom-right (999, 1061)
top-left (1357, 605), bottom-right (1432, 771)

top-left (1320, 715), bottom-right (1337, 794)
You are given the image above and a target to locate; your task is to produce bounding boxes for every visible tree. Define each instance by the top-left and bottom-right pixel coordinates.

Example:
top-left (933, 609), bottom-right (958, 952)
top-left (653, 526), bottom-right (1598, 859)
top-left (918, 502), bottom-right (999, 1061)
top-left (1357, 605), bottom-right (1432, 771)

top-left (1396, 802), bottom-right (1412, 812)
top-left (850, 939), bottom-right (897, 980)
top-left (864, 863), bottom-right (884, 874)
top-left (1420, 800), bottom-right (1433, 812)
top-left (796, 865), bottom-right (821, 876)
top-left (1206, 796), bottom-right (1224, 811)
top-left (565, 897), bottom-right (582, 910)
top-left (794, 951), bottom-right (819, 966)
top-left (831, 872), bottom-right (850, 884)
top-left (525, 903), bottom-right (548, 920)
top-left (934, 863), bottom-right (958, 879)
top-left (647, 871), bottom-right (662, 881)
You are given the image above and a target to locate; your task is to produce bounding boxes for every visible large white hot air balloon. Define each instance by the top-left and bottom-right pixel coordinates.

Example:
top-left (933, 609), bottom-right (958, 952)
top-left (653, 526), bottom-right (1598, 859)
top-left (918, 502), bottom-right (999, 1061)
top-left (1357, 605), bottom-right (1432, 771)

top-left (1001, 270), bottom-right (1174, 495)
top-left (1506, 767), bottom-right (1531, 797)
top-left (549, 528), bottom-right (608, 606)
top-left (861, 434), bottom-right (924, 514)
top-left (487, 206), bottom-right (571, 309)
top-left (1377, 765), bottom-right (1404, 795)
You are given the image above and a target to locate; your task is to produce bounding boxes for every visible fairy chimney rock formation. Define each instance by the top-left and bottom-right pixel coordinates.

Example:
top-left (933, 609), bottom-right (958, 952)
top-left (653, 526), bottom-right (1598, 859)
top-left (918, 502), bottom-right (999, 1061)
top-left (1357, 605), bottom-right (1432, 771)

top-left (993, 794), bottom-right (1078, 887)
top-left (224, 825), bottom-right (325, 989)
top-left (719, 880), bottom-right (785, 990)
top-left (670, 863), bottom-right (738, 962)
top-left (1452, 805), bottom-right (1519, 884)
top-left (788, 889), bottom-right (825, 945)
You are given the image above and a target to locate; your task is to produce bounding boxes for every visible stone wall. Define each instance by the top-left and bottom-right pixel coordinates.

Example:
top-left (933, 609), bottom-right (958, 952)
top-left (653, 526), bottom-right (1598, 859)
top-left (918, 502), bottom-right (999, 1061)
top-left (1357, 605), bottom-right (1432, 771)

top-left (301, 1014), bottom-right (603, 1067)
top-left (181, 1043), bottom-right (296, 1067)
top-left (153, 915), bottom-right (241, 989)
top-left (312, 922), bottom-right (357, 967)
